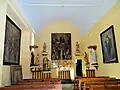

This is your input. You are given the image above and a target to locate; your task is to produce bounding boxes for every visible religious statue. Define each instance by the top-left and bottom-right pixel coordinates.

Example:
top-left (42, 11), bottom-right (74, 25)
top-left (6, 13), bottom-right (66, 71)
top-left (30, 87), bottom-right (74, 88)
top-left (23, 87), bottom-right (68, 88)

top-left (88, 45), bottom-right (98, 70)
top-left (30, 51), bottom-right (34, 66)
top-left (42, 43), bottom-right (48, 56)
top-left (84, 52), bottom-right (89, 63)
top-left (76, 42), bottom-right (80, 52)
top-left (43, 43), bottom-right (47, 52)
top-left (43, 57), bottom-right (50, 71)
top-left (90, 48), bottom-right (98, 65)
top-left (75, 42), bottom-right (80, 56)
top-left (84, 52), bottom-right (90, 69)
top-left (35, 53), bottom-right (39, 66)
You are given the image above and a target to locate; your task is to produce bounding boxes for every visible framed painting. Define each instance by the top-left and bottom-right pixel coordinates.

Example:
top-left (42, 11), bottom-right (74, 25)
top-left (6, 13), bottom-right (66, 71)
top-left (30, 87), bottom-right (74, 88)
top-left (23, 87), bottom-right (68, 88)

top-left (100, 25), bottom-right (118, 63)
top-left (3, 16), bottom-right (21, 65)
top-left (10, 65), bottom-right (23, 85)
top-left (51, 33), bottom-right (72, 60)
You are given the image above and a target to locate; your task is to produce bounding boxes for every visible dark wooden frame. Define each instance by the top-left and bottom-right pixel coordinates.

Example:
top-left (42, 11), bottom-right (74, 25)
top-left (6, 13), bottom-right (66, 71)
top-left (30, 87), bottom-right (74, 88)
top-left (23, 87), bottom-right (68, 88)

top-left (100, 25), bottom-right (118, 63)
top-left (3, 16), bottom-right (21, 65)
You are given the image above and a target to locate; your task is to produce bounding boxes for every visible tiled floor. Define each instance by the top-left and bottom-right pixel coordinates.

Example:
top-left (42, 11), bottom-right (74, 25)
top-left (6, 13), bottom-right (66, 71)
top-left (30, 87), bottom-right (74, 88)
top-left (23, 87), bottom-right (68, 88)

top-left (62, 84), bottom-right (74, 90)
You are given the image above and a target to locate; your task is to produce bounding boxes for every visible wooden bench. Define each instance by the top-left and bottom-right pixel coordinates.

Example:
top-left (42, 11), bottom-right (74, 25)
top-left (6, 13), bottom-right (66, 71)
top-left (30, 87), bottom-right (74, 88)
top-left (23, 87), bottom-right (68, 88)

top-left (23, 78), bottom-right (60, 82)
top-left (83, 79), bottom-right (120, 90)
top-left (0, 78), bottom-right (62, 90)
top-left (0, 84), bottom-right (62, 90)
top-left (74, 76), bottom-right (116, 90)
top-left (88, 81), bottom-right (120, 90)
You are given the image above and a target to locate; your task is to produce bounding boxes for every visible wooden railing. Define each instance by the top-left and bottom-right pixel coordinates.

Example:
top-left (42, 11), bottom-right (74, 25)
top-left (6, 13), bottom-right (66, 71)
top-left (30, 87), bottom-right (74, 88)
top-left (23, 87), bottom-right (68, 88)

top-left (58, 70), bottom-right (71, 80)
top-left (86, 69), bottom-right (95, 77)
top-left (31, 68), bottom-right (51, 79)
top-left (31, 68), bottom-right (71, 80)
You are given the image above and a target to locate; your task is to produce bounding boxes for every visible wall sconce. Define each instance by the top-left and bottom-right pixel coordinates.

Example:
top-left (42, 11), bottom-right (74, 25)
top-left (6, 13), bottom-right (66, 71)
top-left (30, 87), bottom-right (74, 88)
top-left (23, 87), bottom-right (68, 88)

top-left (88, 45), bottom-right (99, 70)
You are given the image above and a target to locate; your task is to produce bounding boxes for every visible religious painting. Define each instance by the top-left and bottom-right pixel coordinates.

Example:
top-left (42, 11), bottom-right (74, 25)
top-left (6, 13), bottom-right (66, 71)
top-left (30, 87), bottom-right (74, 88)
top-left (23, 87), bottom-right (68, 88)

top-left (100, 25), bottom-right (118, 63)
top-left (51, 33), bottom-right (72, 60)
top-left (3, 16), bottom-right (21, 65)
top-left (10, 65), bottom-right (23, 85)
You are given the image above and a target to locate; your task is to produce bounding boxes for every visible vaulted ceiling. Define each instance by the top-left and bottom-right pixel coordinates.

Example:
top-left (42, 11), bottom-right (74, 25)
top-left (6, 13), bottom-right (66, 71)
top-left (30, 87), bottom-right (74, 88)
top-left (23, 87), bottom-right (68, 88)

top-left (18, 0), bottom-right (118, 35)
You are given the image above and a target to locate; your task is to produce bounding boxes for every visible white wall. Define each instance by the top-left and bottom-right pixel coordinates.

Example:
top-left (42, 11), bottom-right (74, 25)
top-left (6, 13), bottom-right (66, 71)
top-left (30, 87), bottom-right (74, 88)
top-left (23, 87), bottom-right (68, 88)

top-left (20, 30), bottom-right (32, 79)
top-left (0, 0), bottom-right (7, 86)
top-left (0, 0), bottom-right (33, 86)
top-left (82, 1), bottom-right (120, 78)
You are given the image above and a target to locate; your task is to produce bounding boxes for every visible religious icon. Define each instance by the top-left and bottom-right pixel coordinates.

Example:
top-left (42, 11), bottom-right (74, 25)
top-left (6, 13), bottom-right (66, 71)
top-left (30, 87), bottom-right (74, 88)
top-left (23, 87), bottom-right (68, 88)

top-left (90, 48), bottom-right (97, 65)
top-left (51, 33), bottom-right (72, 60)
top-left (100, 25), bottom-right (118, 63)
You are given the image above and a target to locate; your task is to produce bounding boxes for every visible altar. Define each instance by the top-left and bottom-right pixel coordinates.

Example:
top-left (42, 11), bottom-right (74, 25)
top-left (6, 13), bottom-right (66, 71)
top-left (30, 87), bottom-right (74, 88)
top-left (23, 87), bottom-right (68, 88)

top-left (31, 66), bottom-right (74, 80)
top-left (51, 67), bottom-right (74, 80)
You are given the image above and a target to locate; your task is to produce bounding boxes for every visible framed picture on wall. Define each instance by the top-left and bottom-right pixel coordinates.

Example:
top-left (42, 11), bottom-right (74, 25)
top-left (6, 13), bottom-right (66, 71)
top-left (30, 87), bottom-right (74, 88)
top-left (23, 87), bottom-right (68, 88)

top-left (51, 33), bottom-right (72, 60)
top-left (3, 16), bottom-right (21, 65)
top-left (100, 25), bottom-right (118, 63)
top-left (10, 65), bottom-right (23, 85)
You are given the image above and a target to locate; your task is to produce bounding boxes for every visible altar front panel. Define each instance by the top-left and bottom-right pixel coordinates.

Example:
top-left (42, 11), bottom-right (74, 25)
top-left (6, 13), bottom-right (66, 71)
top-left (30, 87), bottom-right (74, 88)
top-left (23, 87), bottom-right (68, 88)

top-left (31, 67), bottom-right (74, 80)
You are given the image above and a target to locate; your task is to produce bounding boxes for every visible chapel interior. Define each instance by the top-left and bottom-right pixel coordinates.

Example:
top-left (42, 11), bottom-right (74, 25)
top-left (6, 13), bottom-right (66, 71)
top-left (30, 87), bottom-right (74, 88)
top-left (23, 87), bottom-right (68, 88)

top-left (0, 0), bottom-right (120, 90)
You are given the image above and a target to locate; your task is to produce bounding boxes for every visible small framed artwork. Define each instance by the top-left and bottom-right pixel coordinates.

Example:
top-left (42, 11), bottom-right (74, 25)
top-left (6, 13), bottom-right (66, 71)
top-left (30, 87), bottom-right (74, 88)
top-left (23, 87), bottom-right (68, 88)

top-left (100, 25), bottom-right (118, 63)
top-left (10, 65), bottom-right (23, 85)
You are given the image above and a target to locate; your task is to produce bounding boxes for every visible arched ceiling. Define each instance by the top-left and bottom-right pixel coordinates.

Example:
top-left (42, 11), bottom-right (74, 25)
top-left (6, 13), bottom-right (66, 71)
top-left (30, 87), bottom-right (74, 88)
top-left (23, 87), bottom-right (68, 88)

top-left (18, 0), bottom-right (118, 35)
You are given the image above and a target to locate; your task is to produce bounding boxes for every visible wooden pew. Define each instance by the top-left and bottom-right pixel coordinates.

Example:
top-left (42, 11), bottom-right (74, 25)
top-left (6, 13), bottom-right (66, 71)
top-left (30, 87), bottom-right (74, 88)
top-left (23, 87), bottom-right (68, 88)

top-left (18, 78), bottom-right (60, 84)
top-left (0, 83), bottom-right (62, 90)
top-left (87, 81), bottom-right (120, 90)
top-left (83, 79), bottom-right (120, 90)
top-left (0, 78), bottom-right (62, 90)
top-left (83, 78), bottom-right (117, 90)
top-left (23, 78), bottom-right (60, 82)
top-left (74, 76), bottom-right (116, 90)
top-left (104, 85), bottom-right (120, 90)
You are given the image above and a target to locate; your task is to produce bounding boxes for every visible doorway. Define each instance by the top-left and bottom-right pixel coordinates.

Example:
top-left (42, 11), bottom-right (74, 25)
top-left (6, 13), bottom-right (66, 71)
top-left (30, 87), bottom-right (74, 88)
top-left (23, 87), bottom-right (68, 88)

top-left (76, 60), bottom-right (82, 76)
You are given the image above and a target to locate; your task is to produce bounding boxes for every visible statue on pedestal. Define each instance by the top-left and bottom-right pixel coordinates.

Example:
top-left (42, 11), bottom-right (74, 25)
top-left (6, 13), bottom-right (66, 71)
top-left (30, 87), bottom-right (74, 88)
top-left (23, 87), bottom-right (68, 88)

top-left (43, 43), bottom-right (47, 52)
top-left (42, 43), bottom-right (48, 56)
top-left (75, 42), bottom-right (80, 56)
top-left (30, 51), bottom-right (34, 66)
top-left (29, 45), bottom-right (38, 67)
top-left (35, 53), bottom-right (39, 66)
